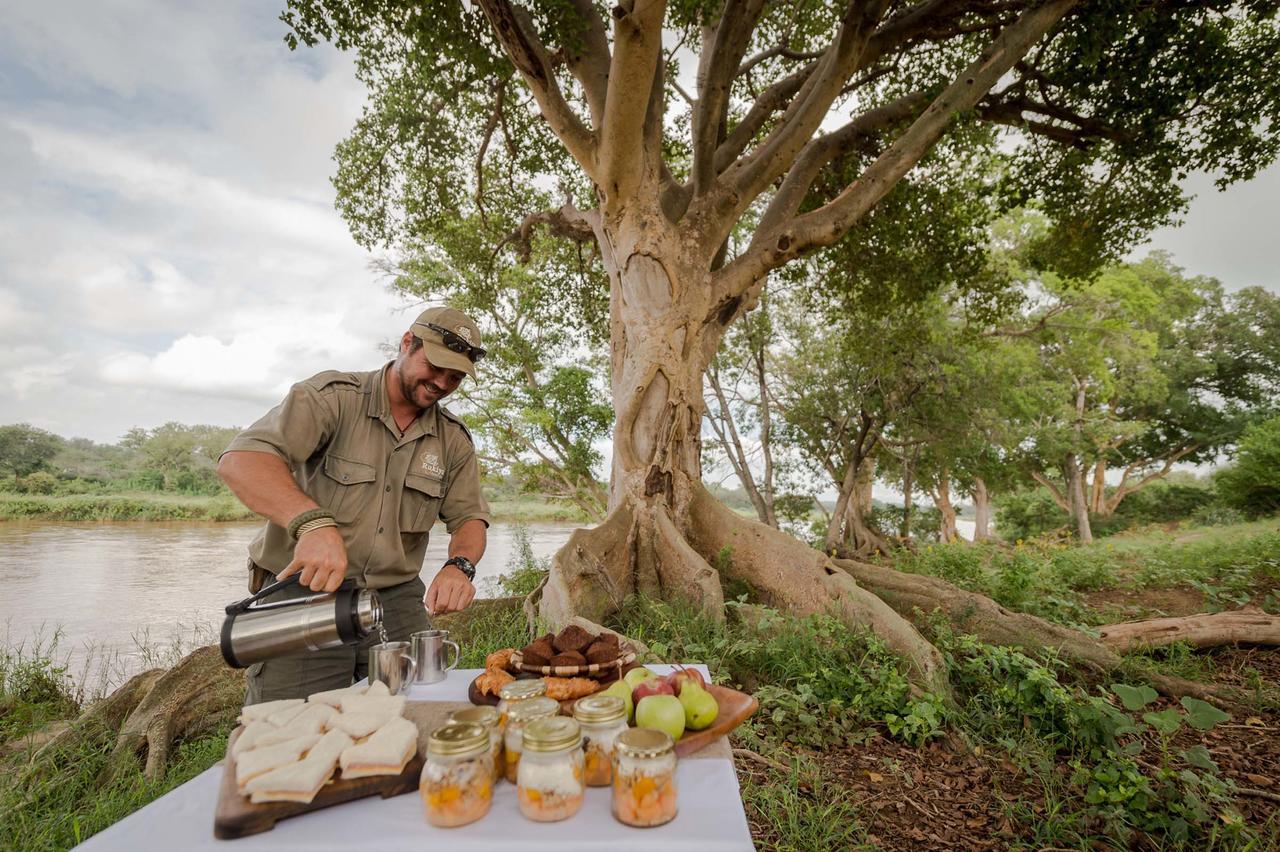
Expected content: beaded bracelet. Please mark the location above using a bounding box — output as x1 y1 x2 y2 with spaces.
287 508 335 540
295 517 338 539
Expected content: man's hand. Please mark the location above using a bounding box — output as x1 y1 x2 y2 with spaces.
278 526 348 592
425 565 475 615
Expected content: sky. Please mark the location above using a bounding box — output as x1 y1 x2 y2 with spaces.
1 2 1278 447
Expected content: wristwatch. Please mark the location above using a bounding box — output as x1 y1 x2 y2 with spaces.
443 556 476 582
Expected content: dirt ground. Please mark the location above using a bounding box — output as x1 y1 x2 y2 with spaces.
737 646 1280 851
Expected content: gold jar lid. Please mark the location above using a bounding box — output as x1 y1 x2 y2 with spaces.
522 717 581 753
449 706 500 729
506 695 559 723
615 727 675 758
499 679 548 701
573 694 627 724
428 722 489 757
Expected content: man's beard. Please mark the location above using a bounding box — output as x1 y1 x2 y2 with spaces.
399 369 444 409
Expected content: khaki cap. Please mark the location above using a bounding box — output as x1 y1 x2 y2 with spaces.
410 306 484 378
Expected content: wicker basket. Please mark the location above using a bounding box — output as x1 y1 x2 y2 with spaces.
508 648 637 679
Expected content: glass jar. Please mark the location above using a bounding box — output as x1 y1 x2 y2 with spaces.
497 678 548 727
572 694 628 787
516 716 585 822
448 706 503 784
502 695 559 783
420 723 493 828
612 728 678 828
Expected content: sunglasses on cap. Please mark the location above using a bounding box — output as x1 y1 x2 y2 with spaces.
424 322 486 363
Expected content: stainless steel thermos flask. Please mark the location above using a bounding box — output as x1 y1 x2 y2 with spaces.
220 574 383 668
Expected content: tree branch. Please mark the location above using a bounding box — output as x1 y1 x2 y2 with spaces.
716 0 1079 298
692 0 769 194
713 60 819 174
1031 471 1071 512
476 0 599 176
562 0 613 129
598 0 668 213
495 202 599 264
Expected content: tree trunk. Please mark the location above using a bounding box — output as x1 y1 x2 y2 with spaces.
971 477 994 541
1090 458 1108 516
843 457 892 557
931 468 960 543
1066 453 1094 543
1098 607 1280 652
900 456 914 540
824 461 858 553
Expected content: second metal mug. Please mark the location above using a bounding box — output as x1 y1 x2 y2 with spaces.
410 629 460 684
368 641 417 694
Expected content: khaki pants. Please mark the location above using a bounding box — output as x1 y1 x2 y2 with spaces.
242 575 430 705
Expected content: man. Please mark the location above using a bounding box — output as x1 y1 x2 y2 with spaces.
218 307 490 703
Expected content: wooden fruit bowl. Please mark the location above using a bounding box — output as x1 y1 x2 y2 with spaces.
466 677 758 757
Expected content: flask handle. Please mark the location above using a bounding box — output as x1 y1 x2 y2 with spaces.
224 573 302 615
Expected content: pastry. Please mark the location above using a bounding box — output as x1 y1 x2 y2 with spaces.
543 676 599 701
475 668 514 696
338 716 419 779
552 624 593 654
550 651 587 668
485 648 515 672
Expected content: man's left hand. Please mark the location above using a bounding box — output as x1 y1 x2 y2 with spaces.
425 564 475 615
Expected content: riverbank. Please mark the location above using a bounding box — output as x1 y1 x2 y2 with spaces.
0 492 593 524
4 519 1278 850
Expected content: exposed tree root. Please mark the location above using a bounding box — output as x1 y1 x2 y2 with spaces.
687 485 951 697
646 505 725 622
540 501 636 628
107 645 245 781
1097 607 1280 652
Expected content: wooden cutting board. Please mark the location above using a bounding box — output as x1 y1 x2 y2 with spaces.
212 726 423 840
467 677 758 758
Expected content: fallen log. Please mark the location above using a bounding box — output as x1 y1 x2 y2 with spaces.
1097 606 1280 653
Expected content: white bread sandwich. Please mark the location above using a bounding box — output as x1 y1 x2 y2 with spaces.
235 734 321 792
245 729 354 804
307 683 369 707
338 693 405 717
238 698 303 725
338 716 419 779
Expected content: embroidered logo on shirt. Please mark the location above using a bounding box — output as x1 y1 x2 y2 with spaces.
420 452 445 478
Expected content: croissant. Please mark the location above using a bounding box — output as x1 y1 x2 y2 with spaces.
485 648 515 672
543 676 599 701
475 668 515 696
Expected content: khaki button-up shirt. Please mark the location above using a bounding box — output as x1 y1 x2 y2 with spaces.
223 365 490 589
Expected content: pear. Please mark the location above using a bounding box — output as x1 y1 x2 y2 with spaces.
600 679 635 724
678 682 718 731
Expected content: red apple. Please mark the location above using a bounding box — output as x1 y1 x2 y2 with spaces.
668 666 706 696
632 677 674 706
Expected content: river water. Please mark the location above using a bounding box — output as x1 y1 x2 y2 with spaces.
0 520 575 692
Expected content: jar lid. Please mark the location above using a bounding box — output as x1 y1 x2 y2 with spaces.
573 694 627 724
506 695 559 723
521 716 581 753
428 722 489 757
615 727 675 758
449 706 500 729
499 679 547 701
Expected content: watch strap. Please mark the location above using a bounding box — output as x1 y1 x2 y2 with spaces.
444 556 476 582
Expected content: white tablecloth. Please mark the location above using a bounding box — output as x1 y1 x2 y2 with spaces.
76 664 755 851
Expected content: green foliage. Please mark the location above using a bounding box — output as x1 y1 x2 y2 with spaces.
1215 415 1280 518
996 479 1220 541
0 423 63 476
485 523 551 598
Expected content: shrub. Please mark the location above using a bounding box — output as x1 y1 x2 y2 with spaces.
1215 416 1280 518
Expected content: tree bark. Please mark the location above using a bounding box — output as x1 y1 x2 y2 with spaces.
844 456 893 557
971 477 994 541
930 468 960 543
900 455 914 540
1066 453 1094 543
1097 607 1280 652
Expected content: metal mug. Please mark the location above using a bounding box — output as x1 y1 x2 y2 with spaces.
410 629 460 685
368 641 418 694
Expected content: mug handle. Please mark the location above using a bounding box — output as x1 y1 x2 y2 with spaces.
444 640 460 672
400 653 418 693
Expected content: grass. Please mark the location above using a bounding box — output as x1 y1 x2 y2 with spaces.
0 492 592 524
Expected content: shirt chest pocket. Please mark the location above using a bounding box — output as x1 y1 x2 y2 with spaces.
319 453 378 524
400 472 444 533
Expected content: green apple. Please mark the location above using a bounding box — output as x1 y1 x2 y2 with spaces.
679 683 718 731
623 666 657 689
635 694 685 741
600 679 635 724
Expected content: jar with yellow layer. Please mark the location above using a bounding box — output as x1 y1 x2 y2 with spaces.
516 716 585 822
497 678 548 728
572 694 628 787
448 706 503 784
502 696 559 784
612 728 678 828
420 723 493 828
